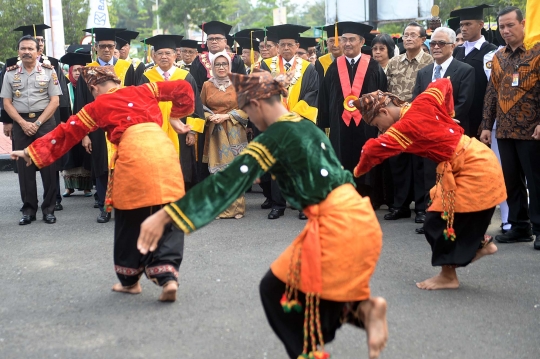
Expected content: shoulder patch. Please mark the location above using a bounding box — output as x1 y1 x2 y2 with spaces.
41 63 54 70
6 65 19 72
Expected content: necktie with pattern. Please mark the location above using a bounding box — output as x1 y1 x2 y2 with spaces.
350 58 355 66
163 71 170 81
434 65 442 80
284 62 291 72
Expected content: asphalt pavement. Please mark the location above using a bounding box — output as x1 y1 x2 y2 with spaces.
0 171 538 359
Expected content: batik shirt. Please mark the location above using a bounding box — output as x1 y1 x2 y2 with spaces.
386 50 433 102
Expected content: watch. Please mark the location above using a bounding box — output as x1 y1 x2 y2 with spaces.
35 120 42 127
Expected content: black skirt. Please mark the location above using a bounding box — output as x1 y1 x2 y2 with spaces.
424 207 496 267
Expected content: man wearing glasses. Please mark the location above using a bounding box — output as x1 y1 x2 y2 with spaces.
139 35 205 191
259 24 319 220
314 25 344 89
73 27 141 224
384 22 433 225
177 39 199 71
254 30 279 60
412 26 475 235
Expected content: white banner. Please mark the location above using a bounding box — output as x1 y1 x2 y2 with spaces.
326 0 434 24
42 0 66 58
86 0 111 29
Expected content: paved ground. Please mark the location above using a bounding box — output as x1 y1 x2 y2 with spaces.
0 171 538 359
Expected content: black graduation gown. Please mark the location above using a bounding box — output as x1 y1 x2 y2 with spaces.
453 42 497 137
318 57 387 188
139 70 205 186
74 59 138 178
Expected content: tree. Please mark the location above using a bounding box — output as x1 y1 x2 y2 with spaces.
0 0 42 59
62 0 90 46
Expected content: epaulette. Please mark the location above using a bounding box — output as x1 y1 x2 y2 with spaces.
41 63 54 70
6 65 19 72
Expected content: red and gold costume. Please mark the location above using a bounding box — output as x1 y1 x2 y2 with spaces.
356 79 506 266
26 77 195 288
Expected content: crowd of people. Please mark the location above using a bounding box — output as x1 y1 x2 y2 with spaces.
1 3 539 359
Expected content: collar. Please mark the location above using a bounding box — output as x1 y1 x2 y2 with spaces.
97 57 114 66
464 36 486 54
345 53 361 64
504 43 526 54
400 49 424 63
156 66 177 77
434 56 453 73
282 55 296 65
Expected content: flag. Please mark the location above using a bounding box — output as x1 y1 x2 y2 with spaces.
525 0 540 49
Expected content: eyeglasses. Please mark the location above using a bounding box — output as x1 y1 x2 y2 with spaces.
207 37 226 43
98 44 115 50
296 51 307 56
279 42 297 48
429 41 453 48
180 49 197 54
340 36 360 44
402 34 422 40
155 51 175 57
36 38 45 43
214 62 229 68
259 44 275 50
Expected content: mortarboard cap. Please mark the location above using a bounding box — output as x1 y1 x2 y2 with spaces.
116 30 139 49
447 17 461 31
199 21 232 36
449 4 493 21
235 37 260 50
83 27 126 42
197 42 206 53
60 52 92 66
13 24 50 37
179 39 198 49
226 34 235 48
234 28 263 39
335 22 373 37
298 37 318 50
66 44 93 54
266 24 310 41
143 34 184 51
253 30 279 44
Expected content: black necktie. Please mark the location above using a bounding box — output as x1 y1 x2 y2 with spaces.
350 59 355 66
284 62 291 72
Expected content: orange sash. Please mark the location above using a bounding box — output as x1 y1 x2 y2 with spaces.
337 55 370 126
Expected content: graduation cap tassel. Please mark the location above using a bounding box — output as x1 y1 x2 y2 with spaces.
33 24 36 38
264 27 268 47
91 28 96 63
334 22 339 47
201 22 206 49
250 30 255 72
143 39 147 65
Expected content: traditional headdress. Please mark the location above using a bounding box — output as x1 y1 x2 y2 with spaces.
353 91 406 125
229 68 294 108
80 66 121 87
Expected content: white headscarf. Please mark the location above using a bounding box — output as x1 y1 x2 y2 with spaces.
209 51 232 91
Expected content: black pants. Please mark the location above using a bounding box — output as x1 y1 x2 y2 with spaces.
114 205 184 287
270 178 287 211
259 270 364 358
389 153 425 212
13 118 57 216
498 139 540 235
95 173 108 210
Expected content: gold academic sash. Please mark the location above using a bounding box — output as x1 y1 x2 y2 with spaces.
318 54 334 76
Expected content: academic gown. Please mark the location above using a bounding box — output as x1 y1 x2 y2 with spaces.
74 58 138 178
139 70 205 185
318 57 387 189
453 42 497 137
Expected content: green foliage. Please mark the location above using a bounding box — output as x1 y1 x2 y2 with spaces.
434 0 528 24
62 0 90 46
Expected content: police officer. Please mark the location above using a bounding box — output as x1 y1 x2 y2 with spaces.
0 35 62 225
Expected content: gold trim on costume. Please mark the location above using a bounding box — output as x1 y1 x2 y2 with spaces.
164 206 191 234
27 146 43 169
424 88 444 105
169 203 195 231
386 128 413 149
242 149 271 172
246 142 276 166
77 108 96 129
146 82 159 98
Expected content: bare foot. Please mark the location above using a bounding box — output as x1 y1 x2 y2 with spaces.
112 282 142 294
472 242 498 262
416 266 459 290
358 297 388 359
159 281 178 302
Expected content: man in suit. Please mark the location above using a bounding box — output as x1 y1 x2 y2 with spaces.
450 4 497 137
412 26 475 234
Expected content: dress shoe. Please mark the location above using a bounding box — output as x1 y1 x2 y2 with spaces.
268 208 284 219
495 228 533 243
298 211 307 220
534 235 540 250
43 214 56 224
261 198 272 209
415 211 426 223
384 208 411 220
94 200 100 209
500 223 510 234
55 202 63 211
415 227 425 234
19 215 36 225
97 211 111 223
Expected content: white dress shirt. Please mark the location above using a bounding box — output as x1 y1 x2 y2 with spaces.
463 36 486 56
156 65 177 79
432 56 453 81
345 53 362 66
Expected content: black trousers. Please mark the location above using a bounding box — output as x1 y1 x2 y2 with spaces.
270 178 287 211
259 270 364 358
423 158 438 205
95 173 108 210
389 153 425 212
114 205 184 287
12 118 57 216
498 139 540 235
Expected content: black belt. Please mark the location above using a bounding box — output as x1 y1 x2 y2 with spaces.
19 111 44 119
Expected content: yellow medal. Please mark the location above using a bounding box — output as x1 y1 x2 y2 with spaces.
343 94 359 112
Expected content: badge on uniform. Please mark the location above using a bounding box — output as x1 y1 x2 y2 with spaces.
52 72 58 85
15 90 21 98
36 75 49 82
485 61 492 70
14 74 21 81
512 72 519 87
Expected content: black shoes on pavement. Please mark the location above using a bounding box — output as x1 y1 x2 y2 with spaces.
19 215 36 225
43 214 56 224
299 211 307 220
261 198 272 209
495 228 533 243
415 211 426 223
268 209 284 219
55 202 63 211
534 235 540 250
384 208 411 220
97 211 111 223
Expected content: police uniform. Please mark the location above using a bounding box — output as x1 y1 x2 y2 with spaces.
0 62 62 222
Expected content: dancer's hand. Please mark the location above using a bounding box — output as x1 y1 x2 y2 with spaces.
479 130 491 145
137 209 172 255
82 136 92 154
186 133 195 146
10 149 32 166
170 118 192 134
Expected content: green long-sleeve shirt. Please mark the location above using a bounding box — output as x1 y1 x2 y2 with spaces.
165 112 354 233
